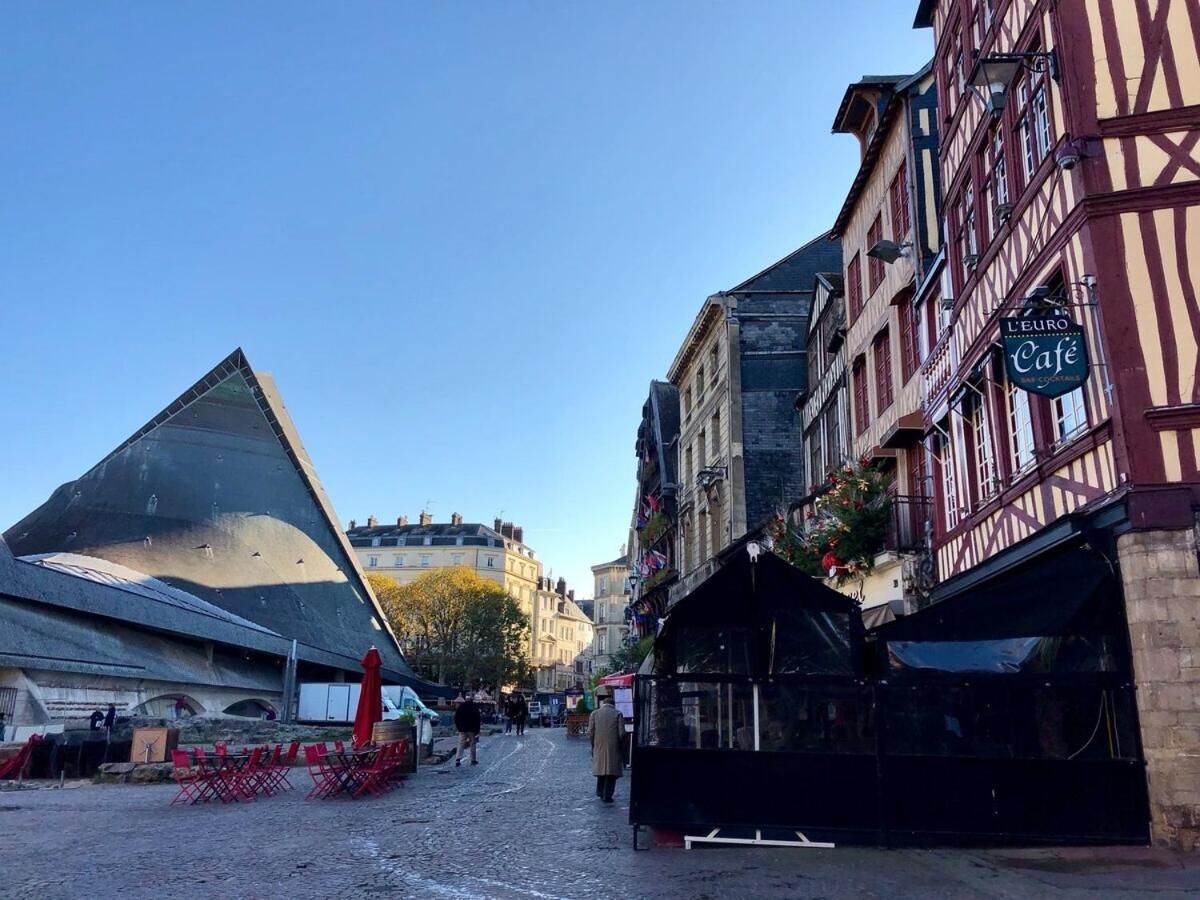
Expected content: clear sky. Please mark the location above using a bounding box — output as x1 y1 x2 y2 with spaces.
0 2 932 597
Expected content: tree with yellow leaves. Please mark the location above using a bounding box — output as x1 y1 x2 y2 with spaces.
367 568 530 690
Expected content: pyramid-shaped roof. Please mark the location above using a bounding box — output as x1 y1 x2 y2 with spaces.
4 348 415 680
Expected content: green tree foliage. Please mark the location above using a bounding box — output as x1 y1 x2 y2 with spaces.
592 635 655 683
367 568 530 690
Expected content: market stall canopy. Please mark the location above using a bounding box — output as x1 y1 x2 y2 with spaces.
597 672 635 689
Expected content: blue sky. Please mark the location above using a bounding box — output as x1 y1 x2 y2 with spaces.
0 2 932 595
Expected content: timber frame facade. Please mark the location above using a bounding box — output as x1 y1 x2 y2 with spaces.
914 0 1200 846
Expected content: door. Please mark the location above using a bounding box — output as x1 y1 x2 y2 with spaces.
326 684 351 721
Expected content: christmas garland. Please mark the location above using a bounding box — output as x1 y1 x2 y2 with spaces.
768 457 894 585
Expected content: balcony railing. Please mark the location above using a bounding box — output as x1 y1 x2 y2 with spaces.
922 326 958 410
884 494 933 553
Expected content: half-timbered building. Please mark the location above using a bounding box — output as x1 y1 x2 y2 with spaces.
913 0 1200 845
821 66 943 612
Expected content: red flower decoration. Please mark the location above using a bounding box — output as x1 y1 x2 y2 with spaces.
821 551 842 572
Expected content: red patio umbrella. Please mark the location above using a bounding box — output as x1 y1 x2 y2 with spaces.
352 646 383 748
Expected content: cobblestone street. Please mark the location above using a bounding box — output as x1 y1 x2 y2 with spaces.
2 729 1199 899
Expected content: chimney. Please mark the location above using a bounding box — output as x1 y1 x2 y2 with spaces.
494 518 503 531
349 519 357 530
367 515 378 528
513 526 524 543
451 512 463 526
501 522 514 539
568 589 575 603
397 515 408 526
419 511 433 526
556 576 567 597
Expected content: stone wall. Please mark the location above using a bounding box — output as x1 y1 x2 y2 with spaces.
1118 528 1200 849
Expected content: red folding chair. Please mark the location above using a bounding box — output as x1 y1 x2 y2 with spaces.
258 744 283 795
334 739 345 753
353 743 395 799
274 741 300 792
169 749 205 805
304 744 341 799
225 747 265 801
214 741 229 756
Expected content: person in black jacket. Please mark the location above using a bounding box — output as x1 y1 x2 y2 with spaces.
454 695 482 767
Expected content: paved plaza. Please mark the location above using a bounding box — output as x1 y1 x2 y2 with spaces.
2 729 1199 899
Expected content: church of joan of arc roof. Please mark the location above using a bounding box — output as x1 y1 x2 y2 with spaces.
4 348 415 681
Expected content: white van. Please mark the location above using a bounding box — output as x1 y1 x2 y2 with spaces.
298 682 440 727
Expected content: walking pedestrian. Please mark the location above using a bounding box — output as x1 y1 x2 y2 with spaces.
587 686 624 803
103 704 116 731
454 692 481 767
504 695 516 734
513 692 528 737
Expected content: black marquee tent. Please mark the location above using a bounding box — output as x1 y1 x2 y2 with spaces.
630 540 1150 846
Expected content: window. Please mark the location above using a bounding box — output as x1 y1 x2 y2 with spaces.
598 575 609 596
899 293 920 382
873 329 894 412
1053 387 1088 444
867 214 884 294
852 357 870 435
935 429 959 531
847 254 863 321
889 165 911 242
968 392 998 504
985 125 1010 227
1006 380 1036 474
709 345 719 386
393 554 404 567
1014 49 1052 182
710 410 721 462
808 428 824 492
824 405 841 470
907 444 928 499
485 555 496 568
958 182 978 277
696 364 706 400
598 633 607 654
685 445 694 488
451 553 463 566
420 554 431 567
698 429 707 470
683 387 693 417
367 555 378 568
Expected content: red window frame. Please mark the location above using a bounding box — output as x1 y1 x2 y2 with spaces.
847 253 863 321
867 215 884 294
890 165 910 242
852 357 870 436
898 292 919 382
873 328 894 412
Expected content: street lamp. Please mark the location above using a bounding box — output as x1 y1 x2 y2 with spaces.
866 239 913 264
968 50 1059 114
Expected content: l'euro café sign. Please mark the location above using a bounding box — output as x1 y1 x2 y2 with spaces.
1000 313 1090 398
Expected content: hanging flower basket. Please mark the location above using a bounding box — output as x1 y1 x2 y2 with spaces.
768 457 893 585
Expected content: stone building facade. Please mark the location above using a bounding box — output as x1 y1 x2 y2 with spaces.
589 555 631 672
666 235 843 602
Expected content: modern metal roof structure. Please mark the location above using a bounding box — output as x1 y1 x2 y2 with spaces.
3 348 428 688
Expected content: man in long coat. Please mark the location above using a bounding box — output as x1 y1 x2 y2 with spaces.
587 686 624 803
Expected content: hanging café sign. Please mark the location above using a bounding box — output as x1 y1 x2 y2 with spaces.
1000 313 1090 398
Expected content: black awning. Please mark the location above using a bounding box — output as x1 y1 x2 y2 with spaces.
874 542 1118 643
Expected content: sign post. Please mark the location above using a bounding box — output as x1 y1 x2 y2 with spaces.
1000 313 1090 398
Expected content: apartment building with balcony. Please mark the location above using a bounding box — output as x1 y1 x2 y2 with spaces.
816 65 942 612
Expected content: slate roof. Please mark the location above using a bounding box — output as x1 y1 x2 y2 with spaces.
346 522 508 547
3 348 422 685
591 555 629 572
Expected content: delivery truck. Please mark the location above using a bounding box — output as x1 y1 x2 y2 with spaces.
298 683 439 731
